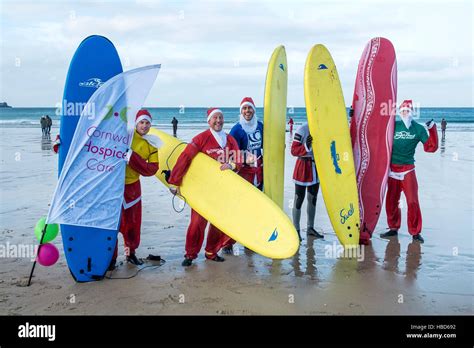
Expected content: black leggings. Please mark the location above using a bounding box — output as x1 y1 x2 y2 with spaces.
294 183 319 209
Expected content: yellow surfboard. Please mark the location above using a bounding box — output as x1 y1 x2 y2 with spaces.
304 44 360 247
149 128 299 259
263 45 288 209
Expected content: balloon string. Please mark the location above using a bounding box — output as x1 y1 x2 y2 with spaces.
27 223 48 286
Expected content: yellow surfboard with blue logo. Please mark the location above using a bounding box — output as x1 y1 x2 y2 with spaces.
149 128 299 259
304 44 360 247
263 45 288 209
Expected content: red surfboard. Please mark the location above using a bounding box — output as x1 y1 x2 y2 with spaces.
350 37 397 242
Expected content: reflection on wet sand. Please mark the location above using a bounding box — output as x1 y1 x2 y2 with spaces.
290 236 318 279
382 238 401 273
41 134 52 151
244 246 255 269
291 245 304 277
380 237 422 281
405 242 422 281
440 138 446 155
356 243 378 274
305 236 317 279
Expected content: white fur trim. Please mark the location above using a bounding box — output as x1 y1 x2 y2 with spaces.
239 113 258 133
142 133 163 148
136 115 152 125
210 128 227 148
207 109 223 122
388 168 415 181
240 101 256 113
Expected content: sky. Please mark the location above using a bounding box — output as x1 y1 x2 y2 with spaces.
0 0 472 107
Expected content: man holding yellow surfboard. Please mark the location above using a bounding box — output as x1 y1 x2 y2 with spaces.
221 97 264 254
168 108 242 266
230 97 264 189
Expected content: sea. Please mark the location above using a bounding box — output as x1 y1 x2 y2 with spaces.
0 107 473 131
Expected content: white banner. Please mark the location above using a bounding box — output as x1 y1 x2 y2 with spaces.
47 65 161 230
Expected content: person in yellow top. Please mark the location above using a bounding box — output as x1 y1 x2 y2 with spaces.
110 109 159 269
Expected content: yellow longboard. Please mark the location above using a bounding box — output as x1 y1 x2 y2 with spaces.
263 45 288 209
304 44 360 247
149 129 299 259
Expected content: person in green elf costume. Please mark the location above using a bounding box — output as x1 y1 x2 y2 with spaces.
381 99 438 244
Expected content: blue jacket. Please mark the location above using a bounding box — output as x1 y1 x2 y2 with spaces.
229 121 264 158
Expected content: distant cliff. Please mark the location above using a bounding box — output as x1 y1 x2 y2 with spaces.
0 102 12 108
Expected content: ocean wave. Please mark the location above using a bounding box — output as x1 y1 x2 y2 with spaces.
1 120 473 132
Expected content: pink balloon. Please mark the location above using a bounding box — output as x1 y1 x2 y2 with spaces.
37 243 59 267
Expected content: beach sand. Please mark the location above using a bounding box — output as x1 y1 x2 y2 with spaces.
0 125 472 315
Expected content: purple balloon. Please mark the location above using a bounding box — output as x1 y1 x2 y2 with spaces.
37 243 59 267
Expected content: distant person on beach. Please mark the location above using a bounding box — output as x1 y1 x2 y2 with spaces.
166 108 242 267
224 97 264 254
45 115 52 135
441 118 447 140
288 117 294 134
40 116 47 136
171 117 178 137
290 122 324 242
109 109 160 269
381 100 438 244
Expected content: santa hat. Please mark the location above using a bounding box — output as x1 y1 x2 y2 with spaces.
399 100 413 113
136 109 152 125
240 97 256 114
207 107 223 122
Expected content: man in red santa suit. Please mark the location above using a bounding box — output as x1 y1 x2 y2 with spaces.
53 109 160 270
167 108 242 267
381 100 438 243
110 109 160 269
291 123 324 242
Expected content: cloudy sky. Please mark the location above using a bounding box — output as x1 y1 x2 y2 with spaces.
0 0 472 107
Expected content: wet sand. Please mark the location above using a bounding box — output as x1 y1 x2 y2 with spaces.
0 125 472 315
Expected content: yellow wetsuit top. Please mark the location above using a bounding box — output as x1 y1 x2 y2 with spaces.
125 131 159 184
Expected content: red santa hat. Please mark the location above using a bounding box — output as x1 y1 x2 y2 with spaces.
240 97 256 114
399 100 413 113
207 107 223 122
136 109 152 125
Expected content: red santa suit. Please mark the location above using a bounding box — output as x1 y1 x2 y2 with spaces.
288 118 294 134
291 123 318 186
168 108 242 260
114 109 159 259
386 100 438 236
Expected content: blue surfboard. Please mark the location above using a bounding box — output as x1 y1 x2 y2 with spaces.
59 35 123 282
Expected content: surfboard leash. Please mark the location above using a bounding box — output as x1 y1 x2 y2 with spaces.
105 259 166 280
163 141 188 213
